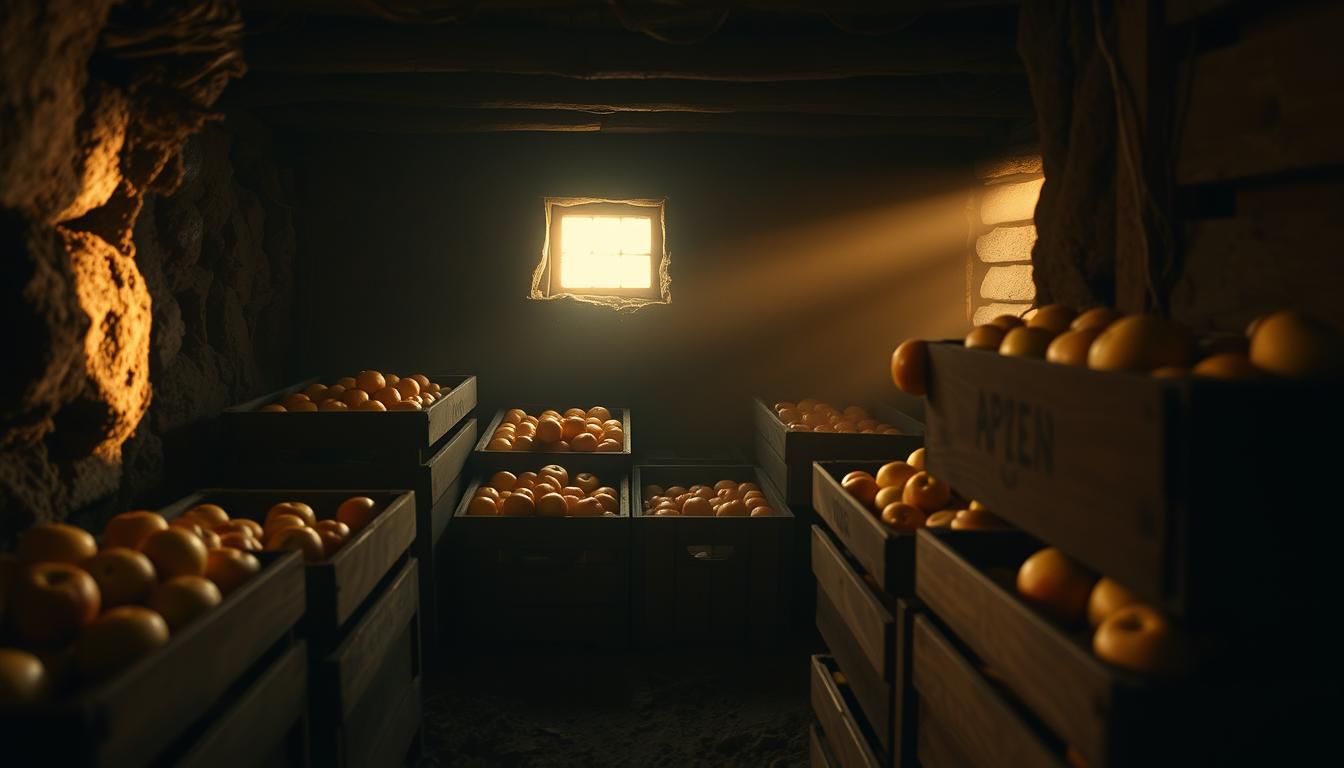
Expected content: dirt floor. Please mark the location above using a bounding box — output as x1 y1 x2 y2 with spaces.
419 647 812 767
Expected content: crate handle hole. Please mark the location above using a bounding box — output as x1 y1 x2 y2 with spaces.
686 545 736 561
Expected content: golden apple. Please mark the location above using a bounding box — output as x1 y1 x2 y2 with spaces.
82 548 156 608
891 339 929 396
1248 310 1344 378
880 502 927 533
1092 604 1188 677
1087 315 1192 372
951 508 1008 530
1026 304 1078 334
0 647 48 707
16 523 97 566
989 314 1025 331
964 325 1006 351
1071 306 1123 332
1087 577 1140 629
74 606 169 681
1192 353 1264 379
1045 327 1104 367
103 511 168 551
1016 547 1096 626
907 447 925 471
998 327 1054 359
148 576 221 632
902 472 951 512
10 562 100 647
925 510 956 528
875 461 918 490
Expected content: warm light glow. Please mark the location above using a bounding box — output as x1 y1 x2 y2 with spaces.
558 214 653 289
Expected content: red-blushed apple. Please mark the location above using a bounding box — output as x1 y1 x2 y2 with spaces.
964 325 1006 351
1192 352 1264 379
1016 547 1097 626
1046 327 1104 366
1088 315 1193 372
999 327 1055 358
1092 604 1189 677
880 502 927 532
1248 310 1344 378
891 339 929 396
1070 306 1123 332
1026 304 1078 334
990 314 1025 331
11 562 101 647
902 472 951 511
1087 577 1141 628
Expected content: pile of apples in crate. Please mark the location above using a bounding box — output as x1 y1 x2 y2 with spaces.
262 370 447 412
642 480 776 517
842 448 1005 533
892 307 1343 390
0 497 376 707
770 399 905 434
485 407 624 453
467 466 619 517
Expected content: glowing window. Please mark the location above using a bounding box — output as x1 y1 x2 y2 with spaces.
533 198 668 305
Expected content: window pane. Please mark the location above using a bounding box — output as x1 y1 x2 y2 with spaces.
558 213 653 289
616 254 652 288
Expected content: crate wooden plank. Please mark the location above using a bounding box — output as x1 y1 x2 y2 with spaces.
812 525 894 680
816 587 891 759
225 374 476 462
632 464 793 647
418 470 464 664
1177 3 1344 185
754 398 923 506
2 546 305 767
810 723 839 768
915 531 1180 768
473 405 633 473
912 615 1065 768
916 707 972 768
924 343 1170 608
175 641 309 768
343 626 420 768
812 460 915 596
321 557 420 718
160 489 417 634
810 655 882 768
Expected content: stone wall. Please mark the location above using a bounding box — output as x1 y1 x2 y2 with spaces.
968 153 1043 324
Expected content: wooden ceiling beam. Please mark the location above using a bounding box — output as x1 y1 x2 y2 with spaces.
230 72 1032 117
244 23 1021 79
240 1 1016 19
255 103 1002 136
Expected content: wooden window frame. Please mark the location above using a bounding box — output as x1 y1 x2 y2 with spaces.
538 197 667 302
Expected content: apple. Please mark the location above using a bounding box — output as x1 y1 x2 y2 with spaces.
184 503 229 528
267 502 316 528
1016 547 1097 626
902 472 951 511
998 327 1055 359
11 563 101 647
16 523 97 566
925 510 956 528
841 473 879 507
1192 352 1264 379
74 606 169 682
83 548 157 608
989 314 1025 331
148 576 221 632
1092 604 1188 677
0 647 48 707
873 486 904 510
1026 304 1078 334
907 447 925 471
891 339 929 396
204 548 261 596
103 511 168 551
1087 577 1141 629
880 502 927 532
964 325 1006 351
1071 307 1123 332
268 526 325 562
1248 310 1344 378
951 508 1008 530
1045 327 1104 367
337 496 377 532
875 461 918 492
140 528 208 579
1087 315 1192 372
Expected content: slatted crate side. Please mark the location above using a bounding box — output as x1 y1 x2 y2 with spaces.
809 723 839 768
914 531 1189 768
911 615 1067 768
160 489 417 636
810 655 883 768
916 703 973 768
3 547 306 767
811 460 915 597
631 465 793 646
811 526 896 682
472 405 633 473
224 374 477 463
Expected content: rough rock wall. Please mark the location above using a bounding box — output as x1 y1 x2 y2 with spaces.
0 0 245 535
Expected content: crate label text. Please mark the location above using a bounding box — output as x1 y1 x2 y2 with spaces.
975 390 1054 486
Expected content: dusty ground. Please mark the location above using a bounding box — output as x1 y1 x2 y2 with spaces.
419 648 811 767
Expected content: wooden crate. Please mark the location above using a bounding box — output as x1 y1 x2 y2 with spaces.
158 489 417 641
923 341 1343 622
915 706 972 768
752 398 923 506
224 374 477 463
911 614 1067 768
809 723 838 768
311 557 423 768
631 464 793 647
472 405 633 474
448 473 632 649
812 526 916 767
175 640 310 768
812 460 916 597
809 654 882 768
2 549 304 767
915 530 1190 768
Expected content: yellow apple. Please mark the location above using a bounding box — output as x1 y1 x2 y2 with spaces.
1248 310 1344 378
1087 315 1192 372
1016 547 1096 626
999 327 1054 359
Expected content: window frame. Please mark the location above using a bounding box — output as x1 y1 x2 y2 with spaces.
538 197 668 302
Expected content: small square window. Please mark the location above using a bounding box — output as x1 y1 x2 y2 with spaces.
531 198 669 307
